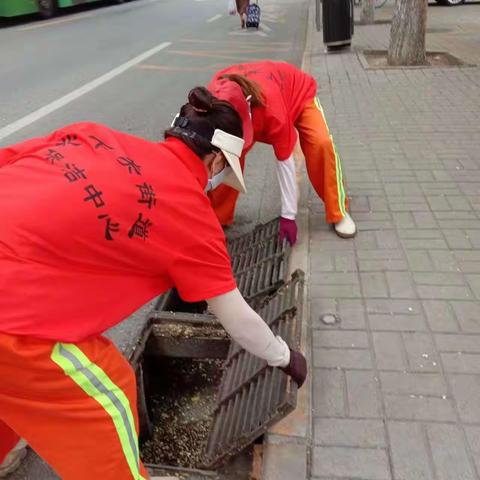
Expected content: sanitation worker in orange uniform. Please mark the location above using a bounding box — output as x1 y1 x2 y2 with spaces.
208 60 356 245
0 87 307 480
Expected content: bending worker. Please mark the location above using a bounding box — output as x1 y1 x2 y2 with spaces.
0 87 307 480
208 60 356 245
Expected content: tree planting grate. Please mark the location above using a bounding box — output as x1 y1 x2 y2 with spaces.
202 270 304 469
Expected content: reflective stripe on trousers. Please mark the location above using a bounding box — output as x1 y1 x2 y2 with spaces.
313 96 347 217
51 343 146 480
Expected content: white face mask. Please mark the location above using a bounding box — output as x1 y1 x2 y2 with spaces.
205 166 231 192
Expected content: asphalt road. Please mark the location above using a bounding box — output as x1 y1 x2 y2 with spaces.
0 0 309 233
1 1 310 478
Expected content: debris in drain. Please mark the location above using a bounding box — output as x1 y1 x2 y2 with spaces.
146 447 254 480
154 323 228 340
142 358 224 469
153 476 183 480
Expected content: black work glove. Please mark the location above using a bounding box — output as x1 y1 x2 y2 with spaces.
280 349 307 388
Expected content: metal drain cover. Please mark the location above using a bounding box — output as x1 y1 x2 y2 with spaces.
155 217 291 312
228 217 291 303
202 270 304 469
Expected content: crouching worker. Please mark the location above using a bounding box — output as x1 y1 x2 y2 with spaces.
0 87 307 480
208 60 356 245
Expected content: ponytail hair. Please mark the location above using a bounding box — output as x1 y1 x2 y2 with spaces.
165 86 243 158
219 73 265 108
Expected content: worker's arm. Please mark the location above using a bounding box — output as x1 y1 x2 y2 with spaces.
275 153 298 245
207 288 307 386
207 288 289 366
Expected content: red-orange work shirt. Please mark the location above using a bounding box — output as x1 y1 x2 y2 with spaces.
0 123 236 341
210 61 317 160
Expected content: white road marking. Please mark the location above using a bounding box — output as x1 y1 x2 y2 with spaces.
207 14 222 23
0 42 171 143
262 23 272 32
229 29 268 37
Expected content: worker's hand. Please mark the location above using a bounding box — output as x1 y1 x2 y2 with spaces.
280 349 307 388
279 217 297 246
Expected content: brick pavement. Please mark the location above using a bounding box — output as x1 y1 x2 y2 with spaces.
307 3 480 479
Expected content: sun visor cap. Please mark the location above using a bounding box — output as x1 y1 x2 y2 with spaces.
209 79 254 150
211 129 247 193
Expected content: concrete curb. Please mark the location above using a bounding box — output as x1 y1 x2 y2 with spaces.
261 1 316 478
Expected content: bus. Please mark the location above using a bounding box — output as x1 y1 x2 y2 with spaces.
0 0 124 19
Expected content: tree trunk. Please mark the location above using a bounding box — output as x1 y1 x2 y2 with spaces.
360 0 375 25
387 0 428 66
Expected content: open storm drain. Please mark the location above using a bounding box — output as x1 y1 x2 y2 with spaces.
134 271 304 477
8 218 300 479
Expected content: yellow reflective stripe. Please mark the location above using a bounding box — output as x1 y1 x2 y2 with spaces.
64 344 139 453
332 140 347 216
51 343 143 479
314 97 347 217
314 96 325 120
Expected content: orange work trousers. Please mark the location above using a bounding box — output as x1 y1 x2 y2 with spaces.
0 332 149 480
209 97 348 226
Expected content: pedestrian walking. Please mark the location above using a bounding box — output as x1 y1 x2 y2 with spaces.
208 60 356 245
235 0 249 28
0 86 306 480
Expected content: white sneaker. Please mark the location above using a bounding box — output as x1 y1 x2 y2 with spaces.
334 212 356 238
0 447 27 478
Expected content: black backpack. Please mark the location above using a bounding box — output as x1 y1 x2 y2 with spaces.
246 1 260 29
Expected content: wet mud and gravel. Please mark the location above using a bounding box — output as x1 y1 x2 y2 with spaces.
141 357 223 468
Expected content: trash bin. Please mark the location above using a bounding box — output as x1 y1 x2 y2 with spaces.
322 0 354 50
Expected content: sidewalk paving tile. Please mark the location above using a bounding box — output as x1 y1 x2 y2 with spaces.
448 374 480 423
427 424 477 480
345 370 382 418
312 446 391 479
262 443 308 480
465 426 480 475
388 422 434 480
314 418 387 448
372 332 408 370
313 369 346 417
304 2 480 479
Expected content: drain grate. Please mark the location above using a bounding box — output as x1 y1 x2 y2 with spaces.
202 270 304 469
155 217 291 312
228 217 291 303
